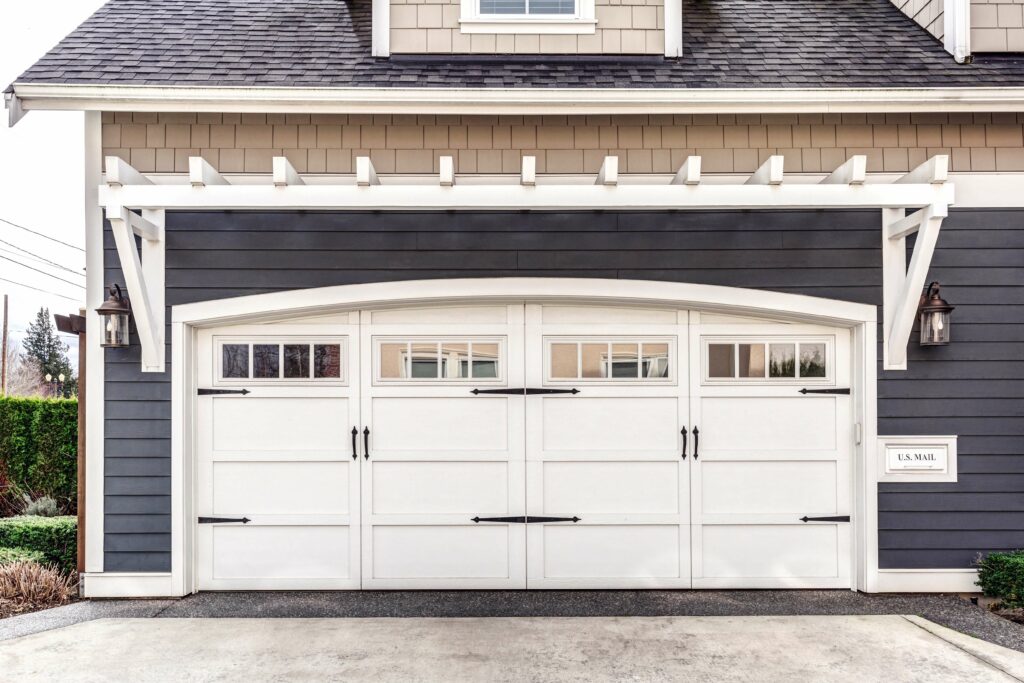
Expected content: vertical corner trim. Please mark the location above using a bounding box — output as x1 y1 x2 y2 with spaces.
943 0 970 63
663 0 683 58
372 0 391 57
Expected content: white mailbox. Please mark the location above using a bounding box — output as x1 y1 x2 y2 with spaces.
878 435 957 483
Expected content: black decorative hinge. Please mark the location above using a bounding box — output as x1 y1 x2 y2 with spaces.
198 388 251 396
471 388 580 395
471 515 581 523
799 388 850 395
198 516 251 524
799 515 851 523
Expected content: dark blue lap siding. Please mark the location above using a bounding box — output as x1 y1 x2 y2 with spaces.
103 209 1024 573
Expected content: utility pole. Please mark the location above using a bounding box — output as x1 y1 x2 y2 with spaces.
1 293 8 396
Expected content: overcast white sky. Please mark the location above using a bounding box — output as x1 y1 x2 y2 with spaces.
1 1 107 365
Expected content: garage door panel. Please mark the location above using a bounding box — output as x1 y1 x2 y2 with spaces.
700 397 836 452
371 462 509 514
701 461 837 515
213 461 351 515
371 397 509 452
542 461 680 514
541 397 679 452
212 397 350 453
700 525 839 579
541 525 681 579
212 525 351 580
371 525 512 579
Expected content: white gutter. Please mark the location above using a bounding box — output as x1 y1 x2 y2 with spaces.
9 83 1024 123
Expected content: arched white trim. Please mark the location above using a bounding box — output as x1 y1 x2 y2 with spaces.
172 278 876 327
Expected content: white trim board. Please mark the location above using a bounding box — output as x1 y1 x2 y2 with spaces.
876 569 979 593
10 83 1024 121
81 572 180 598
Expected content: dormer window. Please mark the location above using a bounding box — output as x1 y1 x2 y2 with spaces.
459 0 596 33
479 0 574 15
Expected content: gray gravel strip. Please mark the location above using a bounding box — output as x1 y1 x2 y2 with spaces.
3 590 1022 654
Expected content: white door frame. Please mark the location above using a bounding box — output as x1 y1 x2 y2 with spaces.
159 278 878 597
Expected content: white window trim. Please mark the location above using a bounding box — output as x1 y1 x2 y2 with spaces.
459 0 596 34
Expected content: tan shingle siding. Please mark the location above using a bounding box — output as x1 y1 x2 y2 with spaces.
102 112 1024 174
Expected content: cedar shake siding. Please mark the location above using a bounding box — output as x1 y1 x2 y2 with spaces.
100 112 1024 176
103 209 1024 572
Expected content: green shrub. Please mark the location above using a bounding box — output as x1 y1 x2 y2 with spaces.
23 496 59 517
0 516 76 575
976 550 1024 608
0 547 47 565
0 397 77 515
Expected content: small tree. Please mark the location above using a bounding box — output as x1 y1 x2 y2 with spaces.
4 343 45 398
21 308 76 398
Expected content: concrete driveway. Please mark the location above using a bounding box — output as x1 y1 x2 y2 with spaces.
1 615 1023 682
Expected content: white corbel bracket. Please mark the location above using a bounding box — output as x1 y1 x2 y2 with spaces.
882 158 952 370
104 201 165 373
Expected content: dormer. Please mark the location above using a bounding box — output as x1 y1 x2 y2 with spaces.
372 0 683 57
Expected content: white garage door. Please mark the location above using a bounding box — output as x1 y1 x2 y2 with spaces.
195 320 361 590
194 305 852 590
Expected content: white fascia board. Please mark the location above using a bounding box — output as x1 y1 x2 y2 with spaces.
99 182 955 212
12 83 1024 116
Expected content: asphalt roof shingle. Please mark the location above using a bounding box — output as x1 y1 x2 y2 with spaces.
13 0 1024 89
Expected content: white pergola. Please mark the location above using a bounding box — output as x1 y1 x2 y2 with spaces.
99 153 953 373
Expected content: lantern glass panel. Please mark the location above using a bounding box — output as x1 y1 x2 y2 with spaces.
920 310 951 346
102 312 130 347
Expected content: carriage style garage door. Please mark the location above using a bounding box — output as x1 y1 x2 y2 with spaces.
195 304 852 590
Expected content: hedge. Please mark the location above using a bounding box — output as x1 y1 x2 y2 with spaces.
977 550 1024 608
0 516 77 575
0 547 47 565
0 397 77 515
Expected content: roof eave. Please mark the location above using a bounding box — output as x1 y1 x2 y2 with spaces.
9 82 1024 124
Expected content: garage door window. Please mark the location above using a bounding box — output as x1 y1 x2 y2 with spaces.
218 340 345 382
376 339 504 382
547 339 673 381
704 338 830 383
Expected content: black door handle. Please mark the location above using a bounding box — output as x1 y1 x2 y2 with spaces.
471 388 580 395
681 427 688 459
800 515 851 523
692 426 699 460
351 427 358 460
363 427 370 460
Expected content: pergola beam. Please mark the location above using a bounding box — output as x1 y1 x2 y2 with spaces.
596 156 618 186
671 156 702 185
439 156 455 187
190 157 229 187
897 155 949 184
745 155 784 185
272 157 304 187
105 156 152 187
821 155 867 185
356 156 380 186
521 156 536 186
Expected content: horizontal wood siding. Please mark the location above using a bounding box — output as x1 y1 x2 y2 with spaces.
104 208 1023 572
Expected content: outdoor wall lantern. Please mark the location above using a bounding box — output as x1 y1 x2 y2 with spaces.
96 284 131 348
919 282 954 346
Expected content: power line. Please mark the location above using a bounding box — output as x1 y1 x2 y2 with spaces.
0 216 85 253
0 254 86 289
0 242 85 277
0 276 81 302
